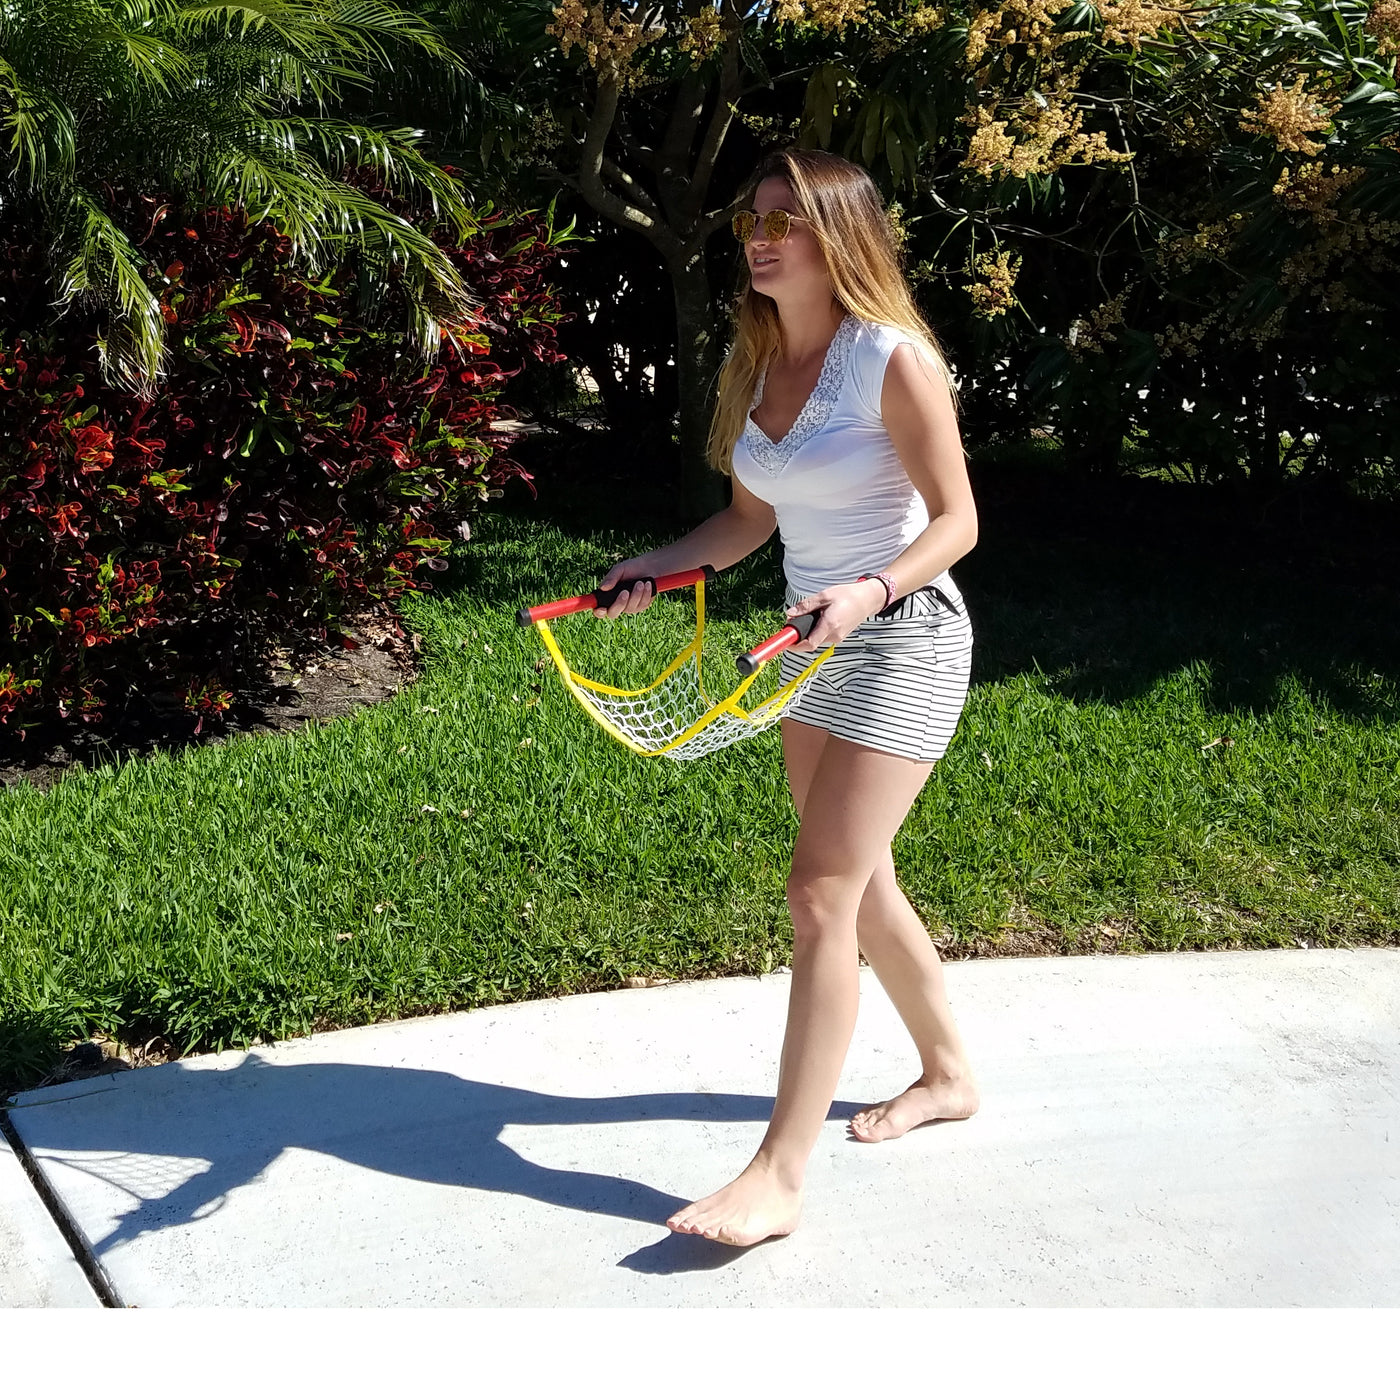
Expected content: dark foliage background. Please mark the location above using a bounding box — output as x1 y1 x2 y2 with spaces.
463 2 1400 503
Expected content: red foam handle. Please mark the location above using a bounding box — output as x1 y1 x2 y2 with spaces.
735 610 821 677
517 565 717 626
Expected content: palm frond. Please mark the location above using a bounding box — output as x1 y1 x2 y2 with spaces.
0 57 78 187
263 116 479 236
2 0 479 390
56 189 167 390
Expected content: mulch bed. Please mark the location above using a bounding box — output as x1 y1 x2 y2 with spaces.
0 601 423 795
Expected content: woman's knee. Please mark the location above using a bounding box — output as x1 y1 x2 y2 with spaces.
785 863 860 933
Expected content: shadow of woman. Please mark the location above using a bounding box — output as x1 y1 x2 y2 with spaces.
12 1054 867 1275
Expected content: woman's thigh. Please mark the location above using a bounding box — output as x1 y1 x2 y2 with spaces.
780 716 831 819
788 734 935 897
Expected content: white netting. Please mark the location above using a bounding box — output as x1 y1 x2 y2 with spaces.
533 582 831 761
562 650 826 761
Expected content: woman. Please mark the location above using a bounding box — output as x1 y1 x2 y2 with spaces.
594 149 980 1247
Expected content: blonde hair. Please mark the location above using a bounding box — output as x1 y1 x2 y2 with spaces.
707 148 957 478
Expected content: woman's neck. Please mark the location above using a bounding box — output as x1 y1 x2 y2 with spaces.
774 295 846 366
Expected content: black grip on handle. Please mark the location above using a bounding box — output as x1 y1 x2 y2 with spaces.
787 610 819 641
592 576 654 610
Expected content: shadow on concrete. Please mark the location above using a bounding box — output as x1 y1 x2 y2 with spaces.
14 1055 866 1274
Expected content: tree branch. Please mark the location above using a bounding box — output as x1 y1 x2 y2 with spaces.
739 65 816 100
684 33 744 226
573 76 684 259
657 67 708 219
615 107 657 173
602 155 662 219
696 181 758 243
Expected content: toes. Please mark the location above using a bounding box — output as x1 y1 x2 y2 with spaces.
845 1114 890 1136
850 1108 889 1140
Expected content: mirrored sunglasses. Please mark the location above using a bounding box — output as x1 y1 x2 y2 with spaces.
732 208 807 243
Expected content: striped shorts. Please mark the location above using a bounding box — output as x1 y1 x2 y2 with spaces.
777 577 974 763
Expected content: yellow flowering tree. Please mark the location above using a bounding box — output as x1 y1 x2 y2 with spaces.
437 1 888 517
1007 0 1400 488
442 0 1153 513
424 2 1399 500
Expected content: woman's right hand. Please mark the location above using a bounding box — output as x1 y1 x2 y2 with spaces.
593 556 657 621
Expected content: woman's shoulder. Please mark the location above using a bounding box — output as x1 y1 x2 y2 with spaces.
851 316 935 359
847 317 938 415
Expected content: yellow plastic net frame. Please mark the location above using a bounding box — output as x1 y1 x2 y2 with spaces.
533 580 834 761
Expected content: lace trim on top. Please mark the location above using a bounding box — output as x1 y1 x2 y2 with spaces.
743 313 857 476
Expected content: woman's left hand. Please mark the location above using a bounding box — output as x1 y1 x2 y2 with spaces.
786 579 888 652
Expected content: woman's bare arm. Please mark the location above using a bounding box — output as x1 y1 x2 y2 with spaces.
875 342 979 595
594 472 777 619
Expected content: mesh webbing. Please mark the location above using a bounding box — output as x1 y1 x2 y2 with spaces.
533 580 832 760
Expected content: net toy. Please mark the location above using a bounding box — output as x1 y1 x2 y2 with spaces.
517 566 834 761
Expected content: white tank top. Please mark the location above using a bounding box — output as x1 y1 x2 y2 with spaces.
731 313 953 598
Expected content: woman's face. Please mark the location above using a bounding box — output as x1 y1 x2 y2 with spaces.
746 176 829 302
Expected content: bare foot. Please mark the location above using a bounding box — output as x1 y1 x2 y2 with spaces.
849 1072 980 1143
666 1164 803 1247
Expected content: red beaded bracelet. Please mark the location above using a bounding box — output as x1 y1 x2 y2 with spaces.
858 571 898 611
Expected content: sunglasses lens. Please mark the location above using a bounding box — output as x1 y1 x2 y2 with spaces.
764 210 792 240
732 211 756 243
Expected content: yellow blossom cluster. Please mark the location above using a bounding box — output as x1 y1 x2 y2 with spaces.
1271 162 1364 222
967 248 1021 316
1278 208 1400 293
1240 306 1287 349
770 0 870 28
958 5 1134 179
965 1 1085 71
1165 112 1217 152
906 3 947 31
807 0 870 26
546 1 663 84
885 200 912 255
1066 288 1130 357
906 256 941 288
1239 75 1340 156
678 5 725 61
1315 282 1374 316
1222 307 1305 350
964 107 1016 173
739 111 802 142
516 109 564 164
1153 309 1220 360
1157 212 1245 271
1366 0 1400 56
1095 1 1185 50
962 91 1128 178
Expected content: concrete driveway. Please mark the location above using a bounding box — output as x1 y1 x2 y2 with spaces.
4 948 1397 1306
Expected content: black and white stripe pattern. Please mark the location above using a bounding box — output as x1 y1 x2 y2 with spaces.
777 578 974 762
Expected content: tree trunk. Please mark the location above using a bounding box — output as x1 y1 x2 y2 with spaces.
670 252 728 523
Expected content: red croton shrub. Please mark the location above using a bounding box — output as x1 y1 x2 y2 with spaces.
0 175 567 734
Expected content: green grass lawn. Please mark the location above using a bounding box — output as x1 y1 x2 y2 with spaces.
2 459 1397 1093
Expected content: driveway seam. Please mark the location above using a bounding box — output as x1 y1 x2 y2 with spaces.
0 1109 124 1308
